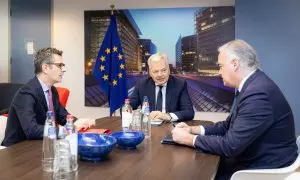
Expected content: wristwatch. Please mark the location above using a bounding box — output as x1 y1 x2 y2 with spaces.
165 113 172 122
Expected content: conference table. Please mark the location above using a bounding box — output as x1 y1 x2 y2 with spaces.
0 116 220 180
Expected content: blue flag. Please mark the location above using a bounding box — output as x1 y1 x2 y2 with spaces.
92 15 128 116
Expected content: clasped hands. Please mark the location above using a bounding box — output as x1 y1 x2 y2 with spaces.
171 122 196 147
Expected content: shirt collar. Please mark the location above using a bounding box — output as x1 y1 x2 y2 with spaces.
238 70 256 92
37 76 50 92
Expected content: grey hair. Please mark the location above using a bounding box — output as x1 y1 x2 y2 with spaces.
218 39 259 70
147 52 169 69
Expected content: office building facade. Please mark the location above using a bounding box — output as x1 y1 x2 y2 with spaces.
138 39 157 73
181 35 197 72
195 7 235 75
84 10 142 75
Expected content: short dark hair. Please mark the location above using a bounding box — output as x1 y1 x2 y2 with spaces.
34 47 63 74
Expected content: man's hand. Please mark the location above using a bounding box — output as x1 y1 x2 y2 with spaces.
175 122 201 135
171 127 195 147
150 111 171 122
74 118 95 131
175 122 192 133
149 111 161 120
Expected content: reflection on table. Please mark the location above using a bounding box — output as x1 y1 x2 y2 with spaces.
0 116 219 180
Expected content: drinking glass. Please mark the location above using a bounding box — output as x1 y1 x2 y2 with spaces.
53 139 72 180
131 109 142 132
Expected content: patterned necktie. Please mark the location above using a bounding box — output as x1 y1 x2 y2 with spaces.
47 88 54 112
230 90 239 113
47 88 57 125
156 85 163 111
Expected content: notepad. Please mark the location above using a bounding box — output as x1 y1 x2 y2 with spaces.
151 120 164 126
160 132 177 145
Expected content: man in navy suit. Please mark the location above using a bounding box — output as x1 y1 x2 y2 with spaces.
2 48 95 146
130 52 194 122
171 40 298 179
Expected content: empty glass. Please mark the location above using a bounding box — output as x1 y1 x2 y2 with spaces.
65 133 78 171
53 139 72 180
131 109 142 132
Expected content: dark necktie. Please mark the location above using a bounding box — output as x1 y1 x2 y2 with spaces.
156 86 163 111
230 90 240 113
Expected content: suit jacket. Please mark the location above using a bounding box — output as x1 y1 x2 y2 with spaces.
195 70 297 169
130 75 194 121
2 77 69 146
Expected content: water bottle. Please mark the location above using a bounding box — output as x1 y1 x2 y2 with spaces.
42 111 57 172
64 115 78 171
64 115 75 135
121 99 133 131
141 96 151 138
57 126 65 139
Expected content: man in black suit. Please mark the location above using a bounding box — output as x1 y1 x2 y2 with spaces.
2 48 95 146
171 40 298 179
130 52 194 121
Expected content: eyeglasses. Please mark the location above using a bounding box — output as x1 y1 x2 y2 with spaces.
47 63 65 69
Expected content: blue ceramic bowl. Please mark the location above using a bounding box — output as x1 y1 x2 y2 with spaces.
111 131 145 150
78 133 117 161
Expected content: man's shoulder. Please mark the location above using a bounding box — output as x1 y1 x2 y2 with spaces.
244 70 277 93
17 77 39 95
169 75 186 86
137 76 153 85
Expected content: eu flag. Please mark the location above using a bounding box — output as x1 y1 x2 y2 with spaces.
92 15 128 116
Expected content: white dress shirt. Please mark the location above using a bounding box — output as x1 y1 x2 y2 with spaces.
155 83 178 121
37 77 51 109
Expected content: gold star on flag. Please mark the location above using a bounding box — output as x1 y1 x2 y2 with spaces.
100 65 105 71
118 73 123 78
118 54 123 60
100 56 105 62
102 74 108 81
120 63 125 69
112 79 117 86
113 46 118 52
105 48 111 54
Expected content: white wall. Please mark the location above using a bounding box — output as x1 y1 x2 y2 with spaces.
52 0 233 121
0 0 10 82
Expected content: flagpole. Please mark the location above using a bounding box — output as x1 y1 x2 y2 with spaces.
111 4 115 117
110 4 115 15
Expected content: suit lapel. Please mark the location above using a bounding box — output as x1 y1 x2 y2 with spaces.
148 79 156 112
235 70 260 110
34 77 48 111
165 76 174 112
230 70 261 125
239 70 261 95
51 86 58 112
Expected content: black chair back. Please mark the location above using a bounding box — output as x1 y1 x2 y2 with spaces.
0 83 23 114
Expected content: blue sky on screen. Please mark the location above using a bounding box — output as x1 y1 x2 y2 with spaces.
130 7 204 65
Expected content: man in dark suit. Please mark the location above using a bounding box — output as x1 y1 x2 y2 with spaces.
171 40 298 179
2 48 95 146
130 52 194 121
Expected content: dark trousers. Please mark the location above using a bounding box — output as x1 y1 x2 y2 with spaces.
215 158 247 180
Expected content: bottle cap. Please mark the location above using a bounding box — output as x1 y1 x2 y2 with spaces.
143 96 148 101
67 114 74 121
